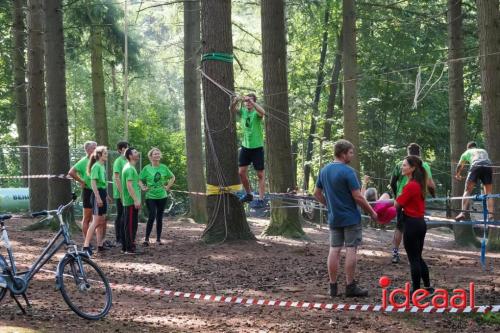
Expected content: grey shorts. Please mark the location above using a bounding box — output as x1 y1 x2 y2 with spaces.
330 223 362 247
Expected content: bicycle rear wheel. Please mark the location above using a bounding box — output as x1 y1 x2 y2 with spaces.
58 255 112 320
0 254 8 303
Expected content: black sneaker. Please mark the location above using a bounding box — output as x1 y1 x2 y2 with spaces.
425 287 435 295
97 246 109 252
329 283 338 297
143 241 150 247
345 281 368 297
240 193 254 203
83 246 93 256
391 253 400 264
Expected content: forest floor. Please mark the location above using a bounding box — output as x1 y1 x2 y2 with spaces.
0 215 499 332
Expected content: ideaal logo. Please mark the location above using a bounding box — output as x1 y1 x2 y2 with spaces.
379 276 475 309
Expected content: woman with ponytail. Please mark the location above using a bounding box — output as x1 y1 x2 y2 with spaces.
394 155 434 294
83 146 109 255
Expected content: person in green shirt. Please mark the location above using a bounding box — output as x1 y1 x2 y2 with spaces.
121 147 141 254
68 141 98 242
230 93 266 207
454 141 493 221
112 141 129 245
82 146 109 255
389 143 435 264
139 148 176 246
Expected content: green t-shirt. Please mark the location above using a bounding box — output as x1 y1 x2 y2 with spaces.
121 162 141 206
392 160 433 196
239 107 264 149
90 162 107 189
139 164 174 200
459 148 490 166
74 156 91 189
112 155 128 199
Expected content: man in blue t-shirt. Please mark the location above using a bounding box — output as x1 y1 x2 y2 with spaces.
314 139 377 298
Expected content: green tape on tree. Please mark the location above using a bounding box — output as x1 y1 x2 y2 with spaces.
202 52 233 63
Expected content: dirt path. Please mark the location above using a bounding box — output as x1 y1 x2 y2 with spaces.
0 216 499 332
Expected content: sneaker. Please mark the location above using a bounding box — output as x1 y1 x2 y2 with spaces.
143 241 150 247
329 283 338 297
455 213 466 221
254 199 266 208
103 240 115 248
424 287 435 295
391 253 400 264
345 281 368 297
82 246 93 256
240 193 254 203
97 246 109 252
156 240 162 245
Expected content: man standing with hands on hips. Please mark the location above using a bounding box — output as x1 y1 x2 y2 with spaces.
314 139 377 298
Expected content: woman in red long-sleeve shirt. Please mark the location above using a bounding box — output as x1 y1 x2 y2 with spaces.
395 155 433 293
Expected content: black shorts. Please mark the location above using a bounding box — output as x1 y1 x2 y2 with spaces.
90 189 108 216
396 206 404 232
238 146 264 170
82 188 93 209
466 163 492 185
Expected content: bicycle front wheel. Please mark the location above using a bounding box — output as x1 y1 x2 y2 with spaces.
58 255 112 320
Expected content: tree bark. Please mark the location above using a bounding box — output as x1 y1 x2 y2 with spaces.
11 0 29 185
200 0 254 243
448 0 477 246
184 0 207 224
476 0 500 249
27 0 47 211
303 0 330 191
262 0 304 238
342 0 360 170
323 30 343 142
90 24 108 146
44 0 72 212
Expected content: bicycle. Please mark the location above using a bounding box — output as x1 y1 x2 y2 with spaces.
0 195 112 320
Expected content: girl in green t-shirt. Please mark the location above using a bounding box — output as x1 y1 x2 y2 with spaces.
83 146 110 255
139 148 175 246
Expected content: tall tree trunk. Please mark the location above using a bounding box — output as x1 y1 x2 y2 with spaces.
44 0 72 211
184 0 207 224
262 0 304 238
303 1 330 191
476 0 500 250
200 0 254 243
323 30 342 141
90 25 108 146
342 0 360 170
27 0 47 211
12 0 28 185
449 0 477 246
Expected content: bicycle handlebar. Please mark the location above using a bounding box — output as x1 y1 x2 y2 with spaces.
31 198 75 218
31 211 48 218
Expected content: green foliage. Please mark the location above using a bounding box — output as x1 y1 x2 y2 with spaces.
0 0 14 139
128 109 187 191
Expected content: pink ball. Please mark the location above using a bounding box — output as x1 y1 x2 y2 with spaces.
373 201 397 225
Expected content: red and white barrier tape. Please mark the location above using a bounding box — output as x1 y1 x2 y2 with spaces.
0 174 72 180
35 268 499 314
109 282 499 314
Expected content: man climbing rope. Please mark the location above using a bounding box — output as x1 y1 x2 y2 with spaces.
230 93 266 207
455 141 493 221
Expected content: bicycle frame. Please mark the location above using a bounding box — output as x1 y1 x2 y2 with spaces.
0 200 81 295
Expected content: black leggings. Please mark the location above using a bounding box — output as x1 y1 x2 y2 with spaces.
115 199 124 243
402 214 430 291
145 198 167 241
